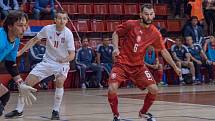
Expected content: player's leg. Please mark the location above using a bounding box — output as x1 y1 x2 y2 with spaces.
108 82 120 121
5 74 40 118
51 64 69 120
0 83 10 116
182 61 196 83
89 63 103 88
134 66 158 121
5 61 51 118
108 64 127 121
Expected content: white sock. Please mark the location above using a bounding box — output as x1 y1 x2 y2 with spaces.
53 88 64 112
179 76 183 81
192 76 196 81
16 96 25 113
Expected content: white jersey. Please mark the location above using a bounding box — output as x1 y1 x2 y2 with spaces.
36 24 75 64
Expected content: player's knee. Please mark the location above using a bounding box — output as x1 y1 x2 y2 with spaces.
25 74 39 86
188 62 194 67
108 83 119 94
55 76 66 88
147 85 158 95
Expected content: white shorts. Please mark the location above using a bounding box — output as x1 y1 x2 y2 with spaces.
29 59 70 81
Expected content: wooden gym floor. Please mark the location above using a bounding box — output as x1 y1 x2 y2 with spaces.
1 84 215 121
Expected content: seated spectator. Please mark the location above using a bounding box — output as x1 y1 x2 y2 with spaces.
76 37 103 89
171 37 195 85
28 41 46 70
0 0 19 19
96 38 114 75
33 0 55 20
183 16 204 44
144 46 166 86
186 36 214 84
203 34 215 64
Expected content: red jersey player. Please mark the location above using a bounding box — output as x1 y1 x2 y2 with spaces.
108 3 181 121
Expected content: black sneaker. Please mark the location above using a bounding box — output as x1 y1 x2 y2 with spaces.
51 110 60 120
0 101 4 116
5 110 23 118
139 112 156 121
113 115 120 121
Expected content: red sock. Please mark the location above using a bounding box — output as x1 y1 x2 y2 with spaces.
108 91 119 116
140 92 156 114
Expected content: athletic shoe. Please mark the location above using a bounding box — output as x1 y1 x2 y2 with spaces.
5 110 23 118
51 110 60 120
139 112 156 121
113 115 120 121
0 101 4 116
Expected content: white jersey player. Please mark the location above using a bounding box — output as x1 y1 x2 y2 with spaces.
5 10 75 120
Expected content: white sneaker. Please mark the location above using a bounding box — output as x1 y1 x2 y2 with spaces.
139 112 156 121
99 83 103 88
82 83 86 89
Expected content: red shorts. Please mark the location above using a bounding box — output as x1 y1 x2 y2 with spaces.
109 64 156 89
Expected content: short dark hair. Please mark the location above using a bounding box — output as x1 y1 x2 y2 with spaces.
190 16 198 21
141 3 153 12
55 10 68 18
3 11 28 33
81 36 89 42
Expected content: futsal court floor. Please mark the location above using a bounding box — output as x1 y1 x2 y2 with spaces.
1 84 215 121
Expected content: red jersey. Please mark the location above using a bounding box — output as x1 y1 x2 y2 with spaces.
115 20 165 66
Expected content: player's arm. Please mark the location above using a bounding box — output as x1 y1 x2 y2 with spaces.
144 61 155 69
172 52 181 62
112 21 131 56
18 36 41 57
59 31 76 63
59 50 75 63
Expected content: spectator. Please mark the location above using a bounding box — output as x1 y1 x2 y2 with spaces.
96 38 114 75
144 46 166 86
33 0 55 20
203 0 215 35
185 36 214 84
189 0 204 24
76 37 103 89
203 34 215 64
183 16 204 44
171 37 195 85
0 0 19 19
28 41 46 70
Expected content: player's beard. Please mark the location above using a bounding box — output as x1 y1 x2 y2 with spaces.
141 18 153 25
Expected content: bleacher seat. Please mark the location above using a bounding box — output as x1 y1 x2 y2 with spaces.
76 20 91 32
153 4 168 16
91 20 106 32
153 20 167 29
124 4 139 15
106 20 121 32
39 20 53 26
93 3 108 15
108 3 123 15
78 3 93 15
166 19 182 32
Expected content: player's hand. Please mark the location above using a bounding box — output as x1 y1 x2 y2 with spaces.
173 67 181 76
17 51 22 57
196 60 202 65
206 60 213 65
113 48 120 56
18 82 37 105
